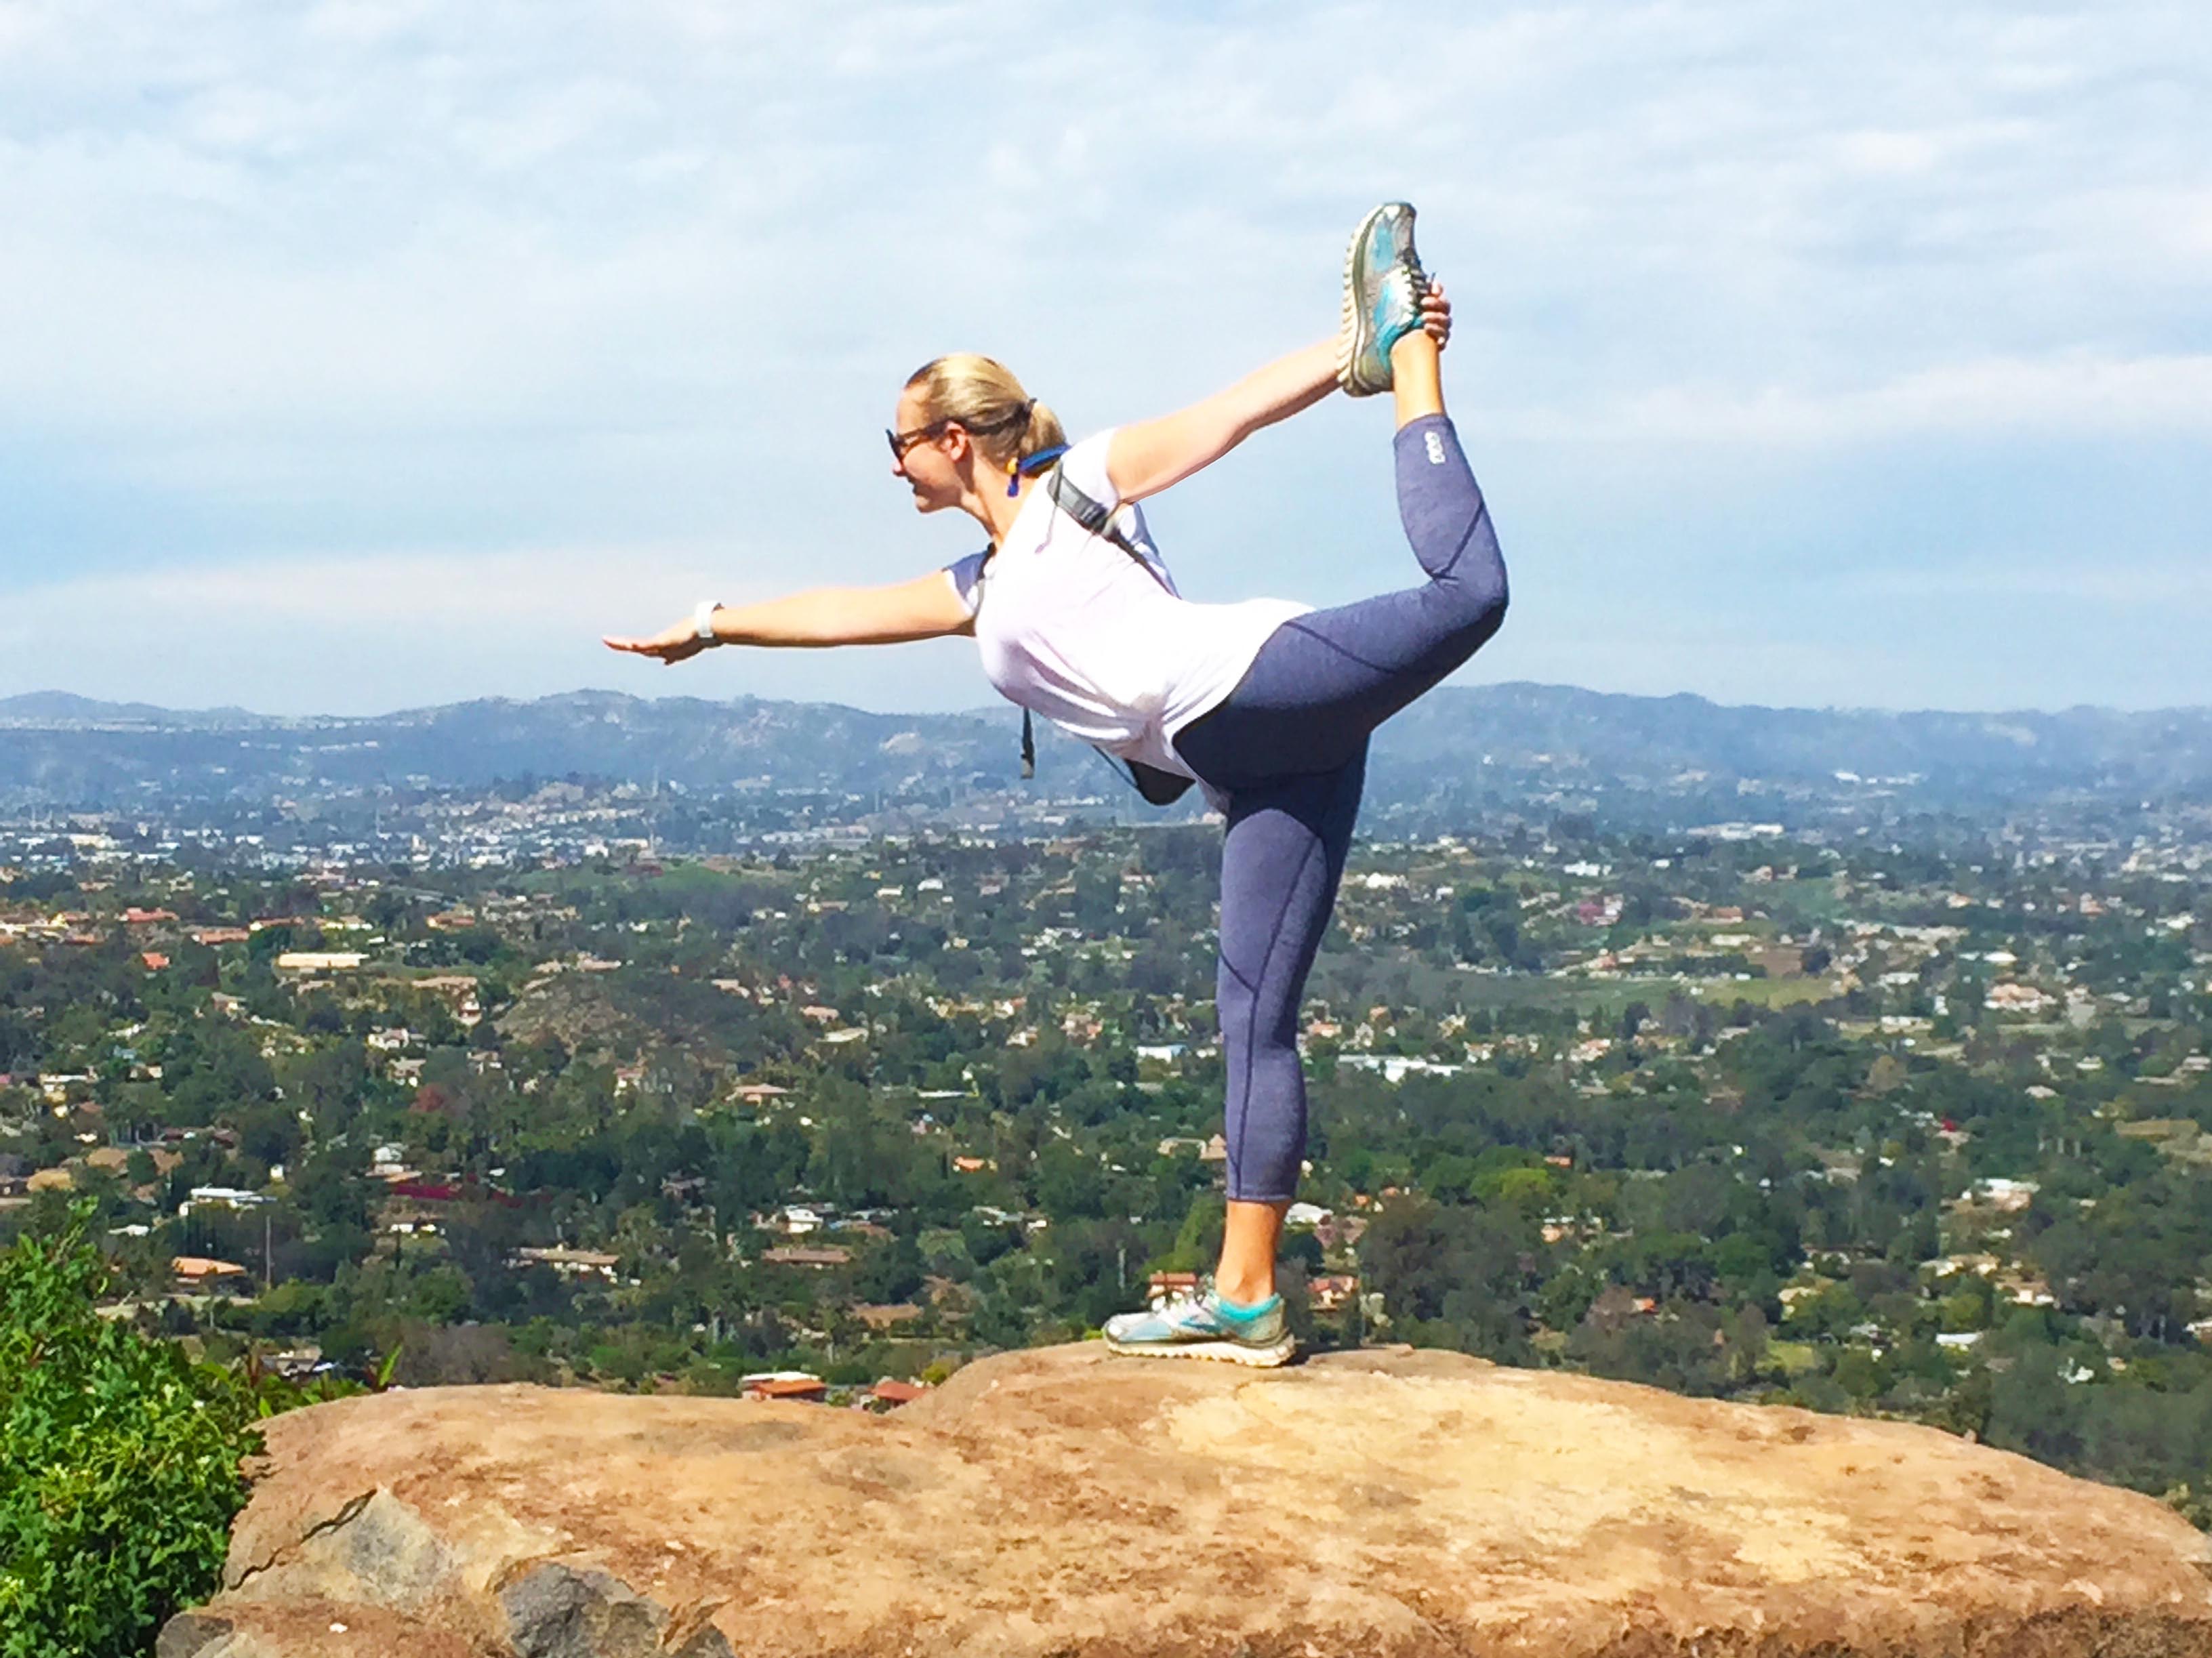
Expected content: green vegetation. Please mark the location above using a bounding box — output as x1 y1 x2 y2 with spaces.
5 798 2212 1658
0 1209 261 1658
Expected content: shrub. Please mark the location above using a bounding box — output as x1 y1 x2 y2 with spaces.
0 1211 262 1658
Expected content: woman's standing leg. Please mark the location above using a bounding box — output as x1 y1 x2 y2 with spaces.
1102 751 1363 1364
1211 749 1367 1304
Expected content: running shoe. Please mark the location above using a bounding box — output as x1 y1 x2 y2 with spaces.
1338 201 1429 397
1102 1279 1296 1367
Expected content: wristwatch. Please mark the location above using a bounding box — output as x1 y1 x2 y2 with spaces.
693 600 722 644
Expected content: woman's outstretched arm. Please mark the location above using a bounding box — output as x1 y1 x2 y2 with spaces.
603 571 973 666
1105 283 1450 503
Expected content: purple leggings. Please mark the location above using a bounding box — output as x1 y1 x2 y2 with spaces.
1172 415 1508 1201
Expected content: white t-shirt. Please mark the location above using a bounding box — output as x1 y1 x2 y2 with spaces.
942 430 1309 780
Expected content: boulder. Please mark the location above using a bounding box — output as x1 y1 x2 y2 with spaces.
165 1342 2212 1656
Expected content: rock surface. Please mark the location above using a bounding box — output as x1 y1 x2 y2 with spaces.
165 1342 2212 1657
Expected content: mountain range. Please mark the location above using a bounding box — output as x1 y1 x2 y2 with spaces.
3 685 2208 829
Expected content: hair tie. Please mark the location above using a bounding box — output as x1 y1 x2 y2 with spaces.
1000 401 1040 496
1005 442 1069 497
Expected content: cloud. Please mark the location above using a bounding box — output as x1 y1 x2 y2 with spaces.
0 541 991 716
0 0 2205 713
1839 560 2212 608
4 0 2203 442
1502 351 2212 447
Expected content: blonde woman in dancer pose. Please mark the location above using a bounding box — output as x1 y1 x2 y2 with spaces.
607 205 1507 1365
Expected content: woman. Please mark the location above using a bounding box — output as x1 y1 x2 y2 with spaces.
606 203 1507 1366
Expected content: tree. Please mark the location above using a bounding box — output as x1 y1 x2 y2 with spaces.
1360 1197 1532 1359
0 1211 261 1657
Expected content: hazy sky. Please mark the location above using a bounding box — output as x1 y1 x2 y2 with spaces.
2 1 2207 716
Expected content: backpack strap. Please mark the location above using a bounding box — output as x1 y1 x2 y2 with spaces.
1033 463 1197 808
1046 464 1151 565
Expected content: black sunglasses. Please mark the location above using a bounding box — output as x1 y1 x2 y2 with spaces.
886 417 956 462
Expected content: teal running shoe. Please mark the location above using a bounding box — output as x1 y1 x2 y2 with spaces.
1102 1280 1295 1367
1338 201 1429 397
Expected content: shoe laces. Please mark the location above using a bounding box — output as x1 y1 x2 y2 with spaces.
1389 254 1431 309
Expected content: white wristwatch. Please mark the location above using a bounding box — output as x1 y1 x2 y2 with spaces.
693 600 722 643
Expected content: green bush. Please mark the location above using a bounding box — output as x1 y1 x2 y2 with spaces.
0 1211 262 1658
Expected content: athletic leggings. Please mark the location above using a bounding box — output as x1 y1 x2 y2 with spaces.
1171 414 1508 1202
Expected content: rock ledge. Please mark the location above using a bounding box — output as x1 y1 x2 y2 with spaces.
166 1342 2212 1657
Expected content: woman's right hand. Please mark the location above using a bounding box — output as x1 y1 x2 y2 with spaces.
1420 277 1451 350
602 614 714 666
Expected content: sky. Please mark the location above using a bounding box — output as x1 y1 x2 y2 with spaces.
1 0 2207 718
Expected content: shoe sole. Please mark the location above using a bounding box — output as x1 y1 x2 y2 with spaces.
1337 203 1412 396
1103 1333 1297 1367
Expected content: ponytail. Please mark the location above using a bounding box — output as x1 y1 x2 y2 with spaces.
904 354 1068 474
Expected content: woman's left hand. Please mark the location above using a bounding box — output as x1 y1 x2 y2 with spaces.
603 615 713 665
1420 277 1452 350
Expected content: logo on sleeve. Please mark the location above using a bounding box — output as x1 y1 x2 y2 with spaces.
1424 430 1446 465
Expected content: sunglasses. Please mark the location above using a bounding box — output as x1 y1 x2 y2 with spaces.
886 417 956 463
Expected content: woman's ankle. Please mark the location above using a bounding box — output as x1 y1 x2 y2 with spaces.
1212 1275 1277 1308
1390 331 1445 427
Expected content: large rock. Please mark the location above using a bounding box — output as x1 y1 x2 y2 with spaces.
166 1343 2212 1657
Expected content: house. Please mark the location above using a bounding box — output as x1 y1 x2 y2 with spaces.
1147 1271 1200 1307
867 1379 931 1408
511 1246 621 1280
854 1302 925 1331
1312 1214 1368 1253
761 1245 853 1268
1308 1274 1361 1312
172 1257 254 1296
274 951 366 974
744 1374 827 1403
1985 982 2055 1015
184 1186 272 1212
1972 1178 2039 1212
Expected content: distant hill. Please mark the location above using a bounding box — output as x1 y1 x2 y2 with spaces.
3 684 2209 828
1371 685 2212 803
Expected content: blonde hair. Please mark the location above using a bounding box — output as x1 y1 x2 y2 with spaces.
905 354 1066 471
